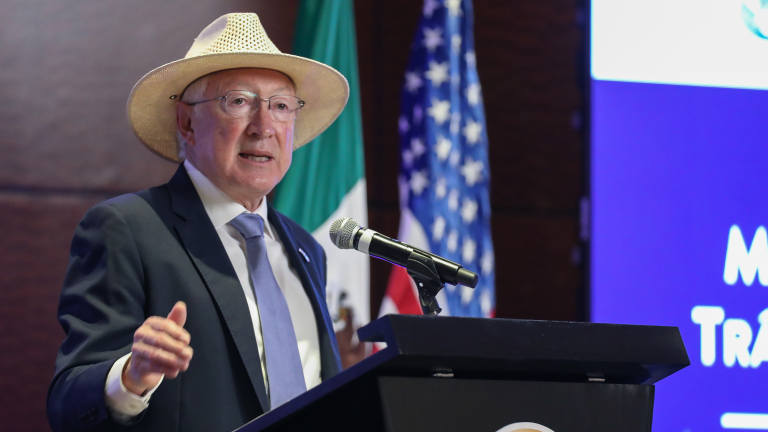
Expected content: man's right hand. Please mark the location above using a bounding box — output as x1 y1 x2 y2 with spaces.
122 301 194 396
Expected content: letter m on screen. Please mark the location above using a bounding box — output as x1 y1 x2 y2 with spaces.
724 225 768 286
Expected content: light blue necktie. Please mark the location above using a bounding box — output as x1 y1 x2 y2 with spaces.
230 213 306 409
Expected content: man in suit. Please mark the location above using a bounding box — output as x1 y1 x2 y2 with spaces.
47 13 350 432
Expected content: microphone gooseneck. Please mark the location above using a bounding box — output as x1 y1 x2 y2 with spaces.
328 217 478 289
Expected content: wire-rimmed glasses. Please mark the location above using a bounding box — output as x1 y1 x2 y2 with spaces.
186 90 304 122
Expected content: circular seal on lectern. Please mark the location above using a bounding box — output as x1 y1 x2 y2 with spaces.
495 422 555 432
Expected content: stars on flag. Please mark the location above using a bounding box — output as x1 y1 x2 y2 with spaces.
402 149 414 167
450 112 461 135
445 0 463 16
462 237 476 263
449 149 461 167
465 50 476 68
404 71 423 94
461 157 484 186
411 137 426 157
428 98 451 125
423 27 444 52
446 229 459 252
399 115 409 133
460 286 474 305
435 135 452 161
423 0 440 18
480 250 494 275
410 170 430 195
462 120 483 145
460 198 478 224
432 216 446 241
466 83 481 106
425 61 450 87
435 176 447 198
480 289 493 315
398 174 411 202
451 34 462 50
447 188 459 211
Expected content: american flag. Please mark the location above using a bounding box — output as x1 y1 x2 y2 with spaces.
379 0 495 319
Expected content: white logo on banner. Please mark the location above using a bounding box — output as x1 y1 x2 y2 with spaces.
723 225 768 286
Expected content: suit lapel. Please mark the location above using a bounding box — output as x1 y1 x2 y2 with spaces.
167 165 269 412
267 205 342 380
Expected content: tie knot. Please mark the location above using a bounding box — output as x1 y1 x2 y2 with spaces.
230 213 265 239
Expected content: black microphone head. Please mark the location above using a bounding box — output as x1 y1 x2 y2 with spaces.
329 217 361 250
456 267 479 288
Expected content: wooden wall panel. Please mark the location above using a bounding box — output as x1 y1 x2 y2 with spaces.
475 0 583 211
0 194 106 431
492 215 581 320
0 0 298 193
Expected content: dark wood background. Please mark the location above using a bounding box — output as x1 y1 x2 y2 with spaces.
0 1 585 430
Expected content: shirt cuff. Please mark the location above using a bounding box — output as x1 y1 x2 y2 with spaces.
104 353 164 422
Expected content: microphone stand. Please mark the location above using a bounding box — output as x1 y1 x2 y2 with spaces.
406 250 445 315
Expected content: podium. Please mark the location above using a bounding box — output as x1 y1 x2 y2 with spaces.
235 315 689 432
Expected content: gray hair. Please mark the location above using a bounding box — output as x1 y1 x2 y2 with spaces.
176 75 210 160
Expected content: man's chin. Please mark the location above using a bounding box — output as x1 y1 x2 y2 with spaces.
228 181 276 210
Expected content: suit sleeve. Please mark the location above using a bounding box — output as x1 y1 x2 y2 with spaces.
47 203 148 432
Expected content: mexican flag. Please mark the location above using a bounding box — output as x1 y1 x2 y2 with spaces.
273 0 369 328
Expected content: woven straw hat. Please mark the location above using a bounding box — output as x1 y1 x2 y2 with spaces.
127 13 350 162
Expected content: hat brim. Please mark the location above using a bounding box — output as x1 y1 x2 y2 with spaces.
127 52 350 162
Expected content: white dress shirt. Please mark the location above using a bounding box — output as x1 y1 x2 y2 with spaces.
105 160 321 418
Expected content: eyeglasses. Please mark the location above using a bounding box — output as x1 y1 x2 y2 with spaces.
185 90 305 122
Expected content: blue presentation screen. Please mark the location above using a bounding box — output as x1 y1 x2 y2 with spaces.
591 0 768 430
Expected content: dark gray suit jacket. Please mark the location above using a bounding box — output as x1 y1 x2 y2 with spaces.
47 165 342 432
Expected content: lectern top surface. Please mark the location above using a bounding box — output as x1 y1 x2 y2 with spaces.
358 315 690 385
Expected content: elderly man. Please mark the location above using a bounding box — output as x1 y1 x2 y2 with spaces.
47 13 349 432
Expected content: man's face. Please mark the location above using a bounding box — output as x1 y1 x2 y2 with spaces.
178 68 296 209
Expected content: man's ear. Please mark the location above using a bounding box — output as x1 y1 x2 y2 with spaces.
176 102 195 146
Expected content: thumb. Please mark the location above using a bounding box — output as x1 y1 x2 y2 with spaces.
167 301 187 327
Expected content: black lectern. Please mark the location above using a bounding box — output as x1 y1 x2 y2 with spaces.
235 315 689 432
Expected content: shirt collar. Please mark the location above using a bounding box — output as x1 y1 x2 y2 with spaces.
183 160 274 239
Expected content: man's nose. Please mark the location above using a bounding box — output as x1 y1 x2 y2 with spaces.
246 99 275 137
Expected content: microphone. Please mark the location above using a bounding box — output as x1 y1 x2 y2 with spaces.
329 218 478 288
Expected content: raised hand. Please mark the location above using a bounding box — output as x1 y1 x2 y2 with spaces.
122 301 194 395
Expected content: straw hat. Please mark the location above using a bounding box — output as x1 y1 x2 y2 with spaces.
127 13 350 162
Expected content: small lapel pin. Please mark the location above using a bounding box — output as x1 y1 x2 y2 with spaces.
298 248 310 263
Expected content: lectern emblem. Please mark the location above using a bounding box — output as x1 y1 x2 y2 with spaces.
495 422 555 432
